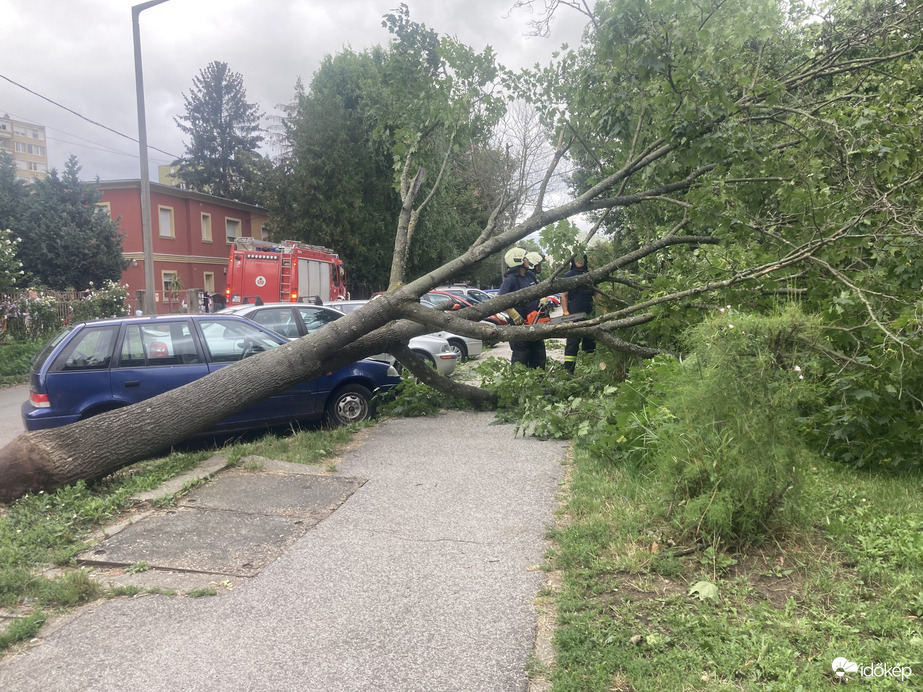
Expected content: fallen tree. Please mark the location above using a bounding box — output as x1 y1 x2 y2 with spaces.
2 0 922 501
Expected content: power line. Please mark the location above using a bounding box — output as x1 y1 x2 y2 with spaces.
0 72 179 159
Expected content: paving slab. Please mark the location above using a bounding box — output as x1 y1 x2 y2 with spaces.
178 470 364 517
78 473 364 577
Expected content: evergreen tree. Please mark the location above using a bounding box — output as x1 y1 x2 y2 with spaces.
14 156 126 291
173 61 264 203
0 152 27 230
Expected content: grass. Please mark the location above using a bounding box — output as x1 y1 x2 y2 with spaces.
0 338 43 386
223 424 353 468
547 448 923 691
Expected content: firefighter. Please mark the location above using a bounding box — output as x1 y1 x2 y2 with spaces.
525 251 545 279
561 253 598 374
498 247 546 369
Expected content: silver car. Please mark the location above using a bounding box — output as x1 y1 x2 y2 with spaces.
219 302 459 376
329 299 482 363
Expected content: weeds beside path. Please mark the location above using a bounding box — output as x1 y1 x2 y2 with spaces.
546 448 923 691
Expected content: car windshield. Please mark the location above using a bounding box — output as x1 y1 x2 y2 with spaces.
465 290 491 303
297 307 341 332
334 303 364 314
198 319 281 362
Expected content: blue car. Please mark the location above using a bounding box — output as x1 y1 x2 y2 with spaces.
22 314 402 434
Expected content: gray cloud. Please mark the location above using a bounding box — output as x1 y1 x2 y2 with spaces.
2 0 586 180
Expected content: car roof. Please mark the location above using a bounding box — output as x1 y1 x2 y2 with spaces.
427 290 471 303
71 313 259 328
221 302 344 315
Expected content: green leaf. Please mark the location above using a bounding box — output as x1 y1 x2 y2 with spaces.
688 581 720 601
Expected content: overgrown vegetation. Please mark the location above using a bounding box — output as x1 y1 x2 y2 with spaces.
548 446 922 690
0 339 43 386
68 280 131 323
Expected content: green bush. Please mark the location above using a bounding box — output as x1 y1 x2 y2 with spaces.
0 292 62 341
618 306 824 546
0 339 44 378
69 280 130 322
476 353 625 442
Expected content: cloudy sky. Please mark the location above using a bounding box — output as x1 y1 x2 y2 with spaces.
3 0 588 182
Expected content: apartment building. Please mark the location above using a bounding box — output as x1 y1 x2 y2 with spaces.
0 114 48 180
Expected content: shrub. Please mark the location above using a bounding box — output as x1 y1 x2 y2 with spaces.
0 292 62 340
69 280 131 322
0 339 44 379
476 354 623 442
612 306 825 546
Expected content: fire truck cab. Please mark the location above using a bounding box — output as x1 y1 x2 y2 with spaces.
226 238 348 306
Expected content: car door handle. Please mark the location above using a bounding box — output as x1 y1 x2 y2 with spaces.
124 380 140 387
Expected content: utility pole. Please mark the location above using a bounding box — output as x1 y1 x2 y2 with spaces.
132 0 171 315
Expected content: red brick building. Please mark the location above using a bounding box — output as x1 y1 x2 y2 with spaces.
97 180 268 313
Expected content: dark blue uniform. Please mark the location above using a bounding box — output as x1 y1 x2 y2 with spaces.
563 266 595 373
498 268 546 369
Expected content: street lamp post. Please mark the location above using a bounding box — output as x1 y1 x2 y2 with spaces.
132 0 170 315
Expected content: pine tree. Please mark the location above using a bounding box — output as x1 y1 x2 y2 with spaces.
173 61 264 202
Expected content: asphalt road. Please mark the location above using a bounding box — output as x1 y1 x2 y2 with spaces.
0 383 26 446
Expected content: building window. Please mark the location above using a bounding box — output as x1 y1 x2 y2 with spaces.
13 126 25 137
14 142 27 153
201 213 212 242
226 218 241 244
29 129 43 140
162 270 178 293
203 272 215 293
158 206 175 238
96 202 112 217
27 144 45 156
26 162 46 172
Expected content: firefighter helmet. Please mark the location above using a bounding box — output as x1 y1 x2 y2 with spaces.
526 251 544 267
504 247 528 268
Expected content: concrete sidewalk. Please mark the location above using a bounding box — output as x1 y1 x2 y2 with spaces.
0 411 567 692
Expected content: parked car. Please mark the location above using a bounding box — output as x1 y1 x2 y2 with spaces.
221 301 459 375
22 314 402 434
423 291 509 327
435 285 496 305
330 299 482 363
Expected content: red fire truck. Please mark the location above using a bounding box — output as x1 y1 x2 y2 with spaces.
225 238 349 306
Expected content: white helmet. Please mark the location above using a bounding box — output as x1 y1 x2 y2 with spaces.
504 247 528 268
525 251 544 267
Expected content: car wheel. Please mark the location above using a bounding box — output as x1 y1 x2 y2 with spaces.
325 384 374 426
411 349 437 369
447 338 468 362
